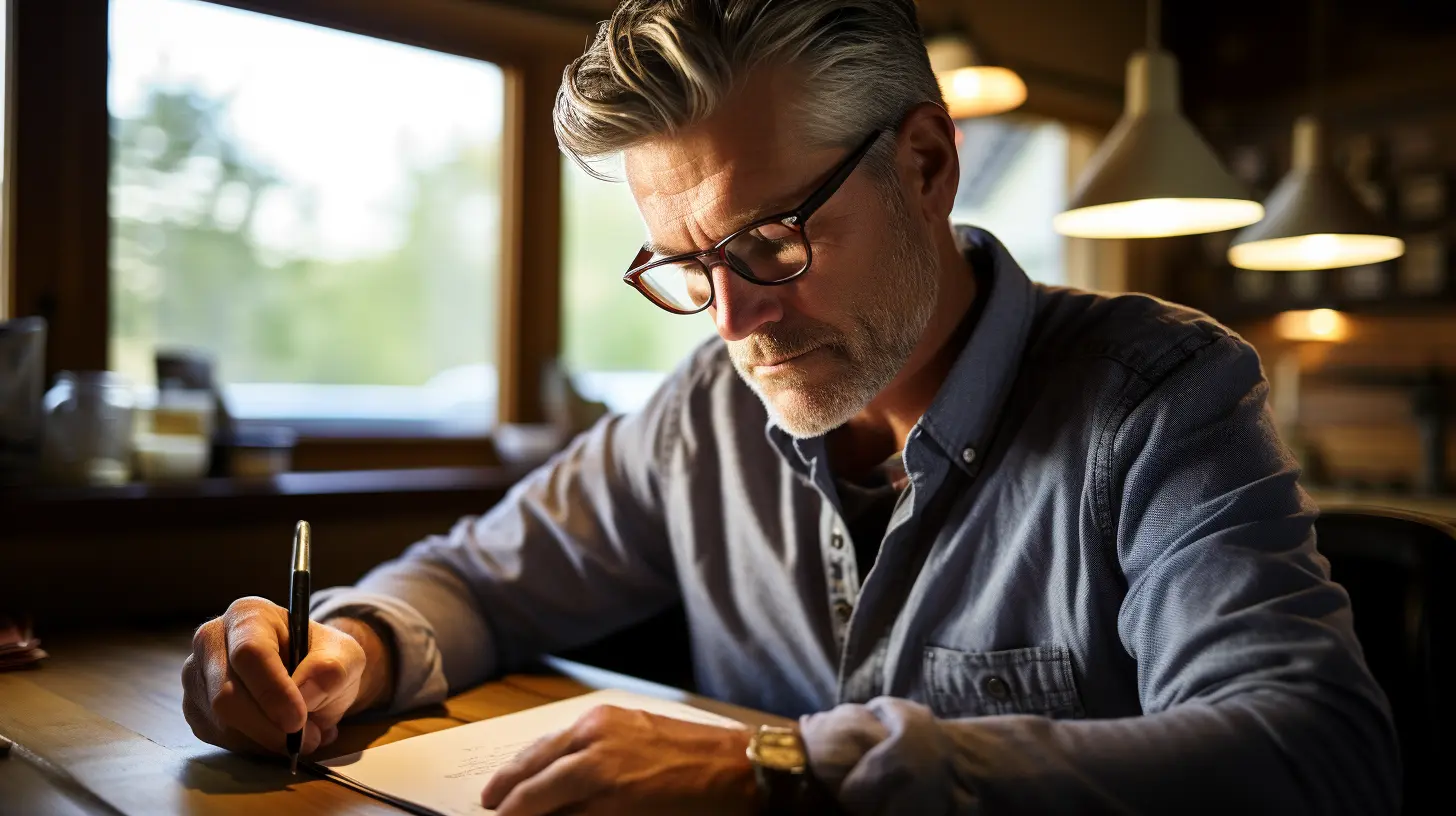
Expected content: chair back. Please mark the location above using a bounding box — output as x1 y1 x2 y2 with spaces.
1315 507 1456 814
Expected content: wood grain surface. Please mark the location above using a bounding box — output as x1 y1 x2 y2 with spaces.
0 632 784 815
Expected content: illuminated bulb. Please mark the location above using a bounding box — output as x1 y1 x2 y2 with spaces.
952 70 982 97
1052 198 1265 239
1303 235 1340 266
1274 308 1350 343
937 66 1026 118
1228 233 1405 271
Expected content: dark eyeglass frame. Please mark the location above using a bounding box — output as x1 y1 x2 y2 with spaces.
622 129 883 315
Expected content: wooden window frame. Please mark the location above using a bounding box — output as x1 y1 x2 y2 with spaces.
3 0 590 463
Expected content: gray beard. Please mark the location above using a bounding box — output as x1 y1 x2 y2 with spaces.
730 193 940 439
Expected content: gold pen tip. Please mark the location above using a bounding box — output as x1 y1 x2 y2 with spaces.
290 754 299 775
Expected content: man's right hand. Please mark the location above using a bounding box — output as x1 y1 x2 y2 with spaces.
181 596 391 758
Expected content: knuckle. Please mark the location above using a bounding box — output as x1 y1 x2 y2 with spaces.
191 619 220 654
578 705 620 737
226 636 271 670
309 655 348 685
226 595 269 615
180 655 204 699
224 596 274 629
335 631 366 664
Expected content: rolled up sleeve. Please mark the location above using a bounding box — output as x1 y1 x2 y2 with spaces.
310 365 691 715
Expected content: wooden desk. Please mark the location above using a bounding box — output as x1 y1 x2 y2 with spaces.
0 632 787 815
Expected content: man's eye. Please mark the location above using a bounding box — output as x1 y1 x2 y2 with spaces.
750 223 796 242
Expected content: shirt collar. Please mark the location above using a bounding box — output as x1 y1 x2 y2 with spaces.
763 225 1039 478
916 225 1039 474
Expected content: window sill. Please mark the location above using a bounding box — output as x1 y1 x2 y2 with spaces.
0 465 530 534
234 418 495 441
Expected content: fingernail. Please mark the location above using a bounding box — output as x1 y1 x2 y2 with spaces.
299 679 326 710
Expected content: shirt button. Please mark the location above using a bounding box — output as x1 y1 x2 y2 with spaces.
961 447 977 464
983 675 1011 701
833 600 854 624
830 531 845 550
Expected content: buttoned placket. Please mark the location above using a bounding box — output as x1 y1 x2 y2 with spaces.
800 428 937 705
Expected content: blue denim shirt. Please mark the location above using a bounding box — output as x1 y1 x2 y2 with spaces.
314 227 1398 814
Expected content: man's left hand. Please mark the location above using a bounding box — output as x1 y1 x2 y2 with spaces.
480 704 758 815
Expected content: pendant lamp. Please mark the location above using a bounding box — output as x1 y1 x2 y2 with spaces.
926 33 1027 119
1053 0 1263 239
1227 1 1404 271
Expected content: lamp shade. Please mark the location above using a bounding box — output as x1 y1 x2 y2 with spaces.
926 34 1027 119
1054 50 1263 239
1228 117 1405 271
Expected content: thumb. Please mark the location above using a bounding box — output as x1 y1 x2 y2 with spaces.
291 623 365 713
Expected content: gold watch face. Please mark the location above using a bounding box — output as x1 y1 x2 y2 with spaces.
750 727 806 772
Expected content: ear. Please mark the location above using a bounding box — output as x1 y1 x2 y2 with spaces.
894 102 961 224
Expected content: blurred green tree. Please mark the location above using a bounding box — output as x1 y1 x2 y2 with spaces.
110 83 499 388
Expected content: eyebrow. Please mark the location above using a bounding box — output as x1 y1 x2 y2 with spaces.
640 202 791 257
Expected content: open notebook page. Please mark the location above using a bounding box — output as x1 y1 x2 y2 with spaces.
315 689 747 816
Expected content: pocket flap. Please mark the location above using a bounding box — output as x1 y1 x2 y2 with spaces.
923 644 1084 719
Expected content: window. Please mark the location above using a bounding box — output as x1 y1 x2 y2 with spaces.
108 0 504 434
951 115 1070 285
559 157 716 415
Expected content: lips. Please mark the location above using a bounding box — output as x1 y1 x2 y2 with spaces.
751 346 822 371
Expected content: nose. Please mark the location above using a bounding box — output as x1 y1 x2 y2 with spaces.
707 259 784 342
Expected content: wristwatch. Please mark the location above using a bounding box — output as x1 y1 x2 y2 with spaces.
746 724 810 814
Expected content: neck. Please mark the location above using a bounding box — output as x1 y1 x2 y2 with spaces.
826 227 978 478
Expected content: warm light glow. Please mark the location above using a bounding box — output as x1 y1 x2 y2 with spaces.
1052 198 1265 239
1228 233 1406 271
1274 309 1350 343
936 66 1027 118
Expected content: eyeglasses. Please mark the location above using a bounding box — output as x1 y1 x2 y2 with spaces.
622 130 883 315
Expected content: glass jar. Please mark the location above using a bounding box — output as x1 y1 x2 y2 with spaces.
41 371 136 486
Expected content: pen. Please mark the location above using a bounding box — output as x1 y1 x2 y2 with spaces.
287 520 312 775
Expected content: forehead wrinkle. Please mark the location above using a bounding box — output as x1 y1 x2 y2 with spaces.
639 156 783 254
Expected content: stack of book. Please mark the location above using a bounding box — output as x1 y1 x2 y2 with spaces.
0 615 46 670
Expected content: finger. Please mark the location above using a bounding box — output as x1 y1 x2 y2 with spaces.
182 653 227 746
480 726 587 809
186 621 273 756
224 603 306 733
492 753 606 816
305 677 360 736
210 667 322 755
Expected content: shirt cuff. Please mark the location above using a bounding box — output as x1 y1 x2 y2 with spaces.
310 586 450 715
800 698 957 815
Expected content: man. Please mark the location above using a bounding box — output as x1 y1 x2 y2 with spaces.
182 1 1399 813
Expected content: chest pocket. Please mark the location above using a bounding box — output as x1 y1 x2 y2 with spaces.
923 644 1084 719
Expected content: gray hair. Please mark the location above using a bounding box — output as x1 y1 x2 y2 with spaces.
553 0 944 181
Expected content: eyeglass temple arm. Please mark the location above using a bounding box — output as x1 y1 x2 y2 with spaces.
787 130 883 225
